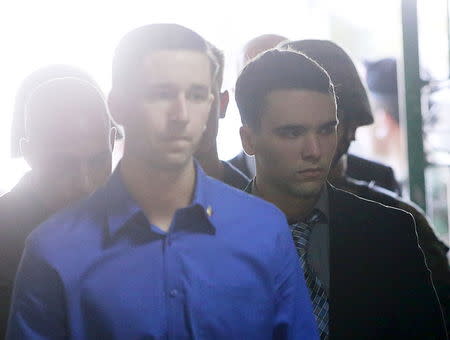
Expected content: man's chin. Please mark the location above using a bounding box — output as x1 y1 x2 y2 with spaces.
153 153 194 171
289 182 323 200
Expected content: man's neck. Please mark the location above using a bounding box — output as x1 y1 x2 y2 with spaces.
195 146 225 182
27 173 61 216
120 153 196 232
253 177 320 223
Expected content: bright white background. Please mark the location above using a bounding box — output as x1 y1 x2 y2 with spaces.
0 0 447 192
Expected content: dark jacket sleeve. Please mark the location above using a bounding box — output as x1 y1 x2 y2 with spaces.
390 210 448 339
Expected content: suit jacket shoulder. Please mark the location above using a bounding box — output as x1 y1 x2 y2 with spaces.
326 184 447 339
346 154 401 195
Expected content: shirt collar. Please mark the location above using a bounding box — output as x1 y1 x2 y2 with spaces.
312 186 329 224
105 161 215 238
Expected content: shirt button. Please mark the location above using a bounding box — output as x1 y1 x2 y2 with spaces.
170 289 178 297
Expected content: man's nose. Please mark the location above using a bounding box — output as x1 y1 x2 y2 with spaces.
169 93 189 124
302 134 321 160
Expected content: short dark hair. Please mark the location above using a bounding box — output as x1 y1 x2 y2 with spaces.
112 23 217 89
235 49 335 129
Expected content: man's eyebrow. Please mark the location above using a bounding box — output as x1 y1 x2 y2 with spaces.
147 83 175 89
146 83 209 90
320 120 338 128
275 124 306 128
273 124 307 131
189 84 210 90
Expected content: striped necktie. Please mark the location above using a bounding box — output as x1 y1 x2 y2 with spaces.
291 210 329 340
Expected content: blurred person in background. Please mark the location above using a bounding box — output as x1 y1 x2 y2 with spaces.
360 58 408 187
9 65 99 158
195 42 249 188
0 76 114 337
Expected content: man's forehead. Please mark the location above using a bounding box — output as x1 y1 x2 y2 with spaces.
141 49 212 84
262 89 336 124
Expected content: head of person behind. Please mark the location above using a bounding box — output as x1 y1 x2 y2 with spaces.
239 34 289 71
108 23 216 173
11 64 99 158
236 49 337 220
279 40 373 180
364 58 406 175
194 42 229 164
22 77 113 212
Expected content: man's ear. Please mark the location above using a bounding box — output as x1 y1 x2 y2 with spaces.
240 125 257 156
109 126 117 152
219 90 229 119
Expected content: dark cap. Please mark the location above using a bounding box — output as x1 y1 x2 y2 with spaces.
279 39 374 127
365 57 398 95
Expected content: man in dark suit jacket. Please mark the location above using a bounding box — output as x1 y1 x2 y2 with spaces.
236 48 447 339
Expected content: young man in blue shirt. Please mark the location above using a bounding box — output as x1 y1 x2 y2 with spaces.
7 24 318 339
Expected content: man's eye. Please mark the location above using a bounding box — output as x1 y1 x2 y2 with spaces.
319 125 336 135
277 127 304 138
186 89 209 102
147 89 176 100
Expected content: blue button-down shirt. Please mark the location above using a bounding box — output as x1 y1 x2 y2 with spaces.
7 164 318 339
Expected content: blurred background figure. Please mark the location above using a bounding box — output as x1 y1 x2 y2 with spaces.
0 76 114 337
195 42 249 188
359 58 408 188
229 34 288 178
10 65 98 159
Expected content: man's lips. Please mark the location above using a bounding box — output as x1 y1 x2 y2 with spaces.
296 168 325 178
163 136 191 142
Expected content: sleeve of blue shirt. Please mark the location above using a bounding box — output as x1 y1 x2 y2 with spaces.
6 235 67 340
272 215 319 340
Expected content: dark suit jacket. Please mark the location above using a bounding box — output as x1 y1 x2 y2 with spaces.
347 154 401 195
0 174 51 338
327 184 447 339
229 151 252 179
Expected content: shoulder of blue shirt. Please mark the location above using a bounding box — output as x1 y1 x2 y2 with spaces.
24 164 290 258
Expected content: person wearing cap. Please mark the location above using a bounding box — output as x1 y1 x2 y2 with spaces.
237 47 447 339
7 24 318 339
363 58 408 185
0 75 114 338
281 39 450 333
